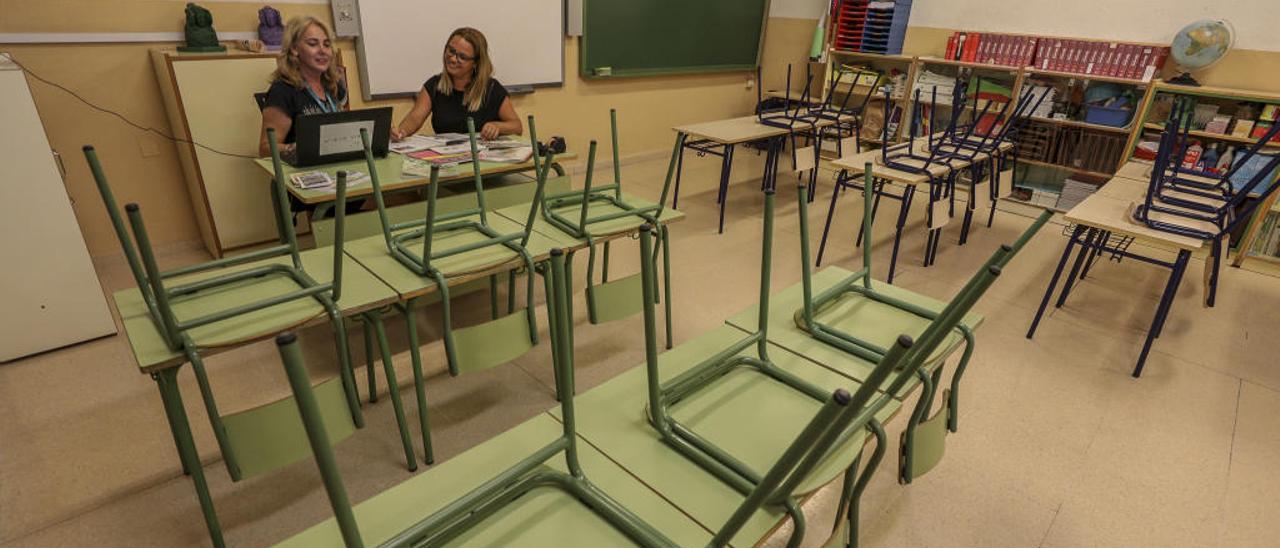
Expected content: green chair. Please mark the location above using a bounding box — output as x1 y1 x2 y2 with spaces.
357 119 557 463
792 162 1052 483
361 119 552 377
84 133 419 548
538 109 681 347
632 174 1014 545
273 248 918 547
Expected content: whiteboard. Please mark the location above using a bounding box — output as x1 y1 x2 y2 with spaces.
355 0 564 98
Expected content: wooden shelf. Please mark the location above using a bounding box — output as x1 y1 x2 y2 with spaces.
1246 253 1280 265
829 50 916 63
1154 81 1280 104
1028 116 1132 134
1019 158 1113 179
1141 123 1280 149
916 56 1021 73
1024 67 1151 87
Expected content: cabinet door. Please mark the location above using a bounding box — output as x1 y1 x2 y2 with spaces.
171 56 279 250
0 64 115 361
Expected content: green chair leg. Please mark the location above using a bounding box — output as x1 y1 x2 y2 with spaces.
399 299 435 465
369 315 420 472
154 369 225 548
363 320 377 404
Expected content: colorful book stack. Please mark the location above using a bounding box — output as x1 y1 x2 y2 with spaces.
945 32 1037 68
1034 39 1169 80
833 1 912 55
941 31 1170 81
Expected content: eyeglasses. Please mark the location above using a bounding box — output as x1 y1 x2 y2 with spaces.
444 45 476 62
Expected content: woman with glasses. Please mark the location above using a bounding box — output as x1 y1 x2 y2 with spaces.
391 27 522 141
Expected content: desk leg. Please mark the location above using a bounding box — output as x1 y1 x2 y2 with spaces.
888 185 913 284
855 181 882 248
815 171 845 266
1080 230 1106 280
673 137 687 210
717 144 736 234
1027 225 1087 339
1055 228 1098 308
1133 250 1190 378
154 369 224 548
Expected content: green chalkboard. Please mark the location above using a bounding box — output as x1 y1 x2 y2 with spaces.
580 0 771 78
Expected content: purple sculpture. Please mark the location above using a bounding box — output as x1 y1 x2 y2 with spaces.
258 6 284 52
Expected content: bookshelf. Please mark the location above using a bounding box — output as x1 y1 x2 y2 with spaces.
1121 81 1280 268
819 37 1280 269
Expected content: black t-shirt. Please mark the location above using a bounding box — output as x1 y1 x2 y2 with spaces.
423 74 509 135
262 79 349 144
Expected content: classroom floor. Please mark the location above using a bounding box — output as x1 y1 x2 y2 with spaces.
2 148 1278 547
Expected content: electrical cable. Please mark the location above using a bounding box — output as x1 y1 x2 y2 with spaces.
7 54 261 159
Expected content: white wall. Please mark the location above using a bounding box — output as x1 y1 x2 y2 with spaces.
909 0 1279 52
769 0 827 19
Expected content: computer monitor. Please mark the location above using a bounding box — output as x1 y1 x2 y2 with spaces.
288 107 393 167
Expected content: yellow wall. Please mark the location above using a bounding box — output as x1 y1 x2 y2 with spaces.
4 1 819 258
903 26 1280 92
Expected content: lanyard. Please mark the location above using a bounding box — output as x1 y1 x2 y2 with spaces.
304 85 338 113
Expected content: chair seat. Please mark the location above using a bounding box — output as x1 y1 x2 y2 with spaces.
346 213 561 300
278 414 711 547
726 267 983 399
493 192 682 251
114 249 396 371
560 324 899 547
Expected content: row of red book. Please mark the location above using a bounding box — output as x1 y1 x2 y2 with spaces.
944 32 1170 81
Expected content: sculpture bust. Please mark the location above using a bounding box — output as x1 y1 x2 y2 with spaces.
178 3 226 53
258 6 284 51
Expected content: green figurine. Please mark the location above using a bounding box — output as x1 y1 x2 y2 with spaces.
177 3 226 52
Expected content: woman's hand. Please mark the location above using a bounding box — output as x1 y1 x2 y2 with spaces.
390 127 407 141
480 122 502 140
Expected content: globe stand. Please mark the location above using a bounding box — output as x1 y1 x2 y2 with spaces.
1167 72 1201 87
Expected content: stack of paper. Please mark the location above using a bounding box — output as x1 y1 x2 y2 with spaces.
912 70 955 105
1054 177 1098 211
289 171 369 191
1021 84 1057 119
479 146 533 163
389 134 446 154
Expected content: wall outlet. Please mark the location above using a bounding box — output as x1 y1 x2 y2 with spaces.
330 0 361 38
746 77 755 90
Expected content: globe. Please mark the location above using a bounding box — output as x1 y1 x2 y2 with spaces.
1168 19 1234 85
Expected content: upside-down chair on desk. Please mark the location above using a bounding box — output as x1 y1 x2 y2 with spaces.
534 109 682 347
1132 97 1280 307
273 247 915 547
85 133 420 547
796 163 1052 484
358 118 556 462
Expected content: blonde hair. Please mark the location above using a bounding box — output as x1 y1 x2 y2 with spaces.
271 16 343 96
435 27 494 113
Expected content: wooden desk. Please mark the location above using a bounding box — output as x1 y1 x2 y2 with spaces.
1028 177 1207 377
252 152 575 214
671 111 857 233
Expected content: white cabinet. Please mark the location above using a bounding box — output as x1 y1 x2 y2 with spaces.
0 55 115 361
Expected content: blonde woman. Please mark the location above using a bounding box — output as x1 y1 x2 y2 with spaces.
391 27 522 141
258 16 347 157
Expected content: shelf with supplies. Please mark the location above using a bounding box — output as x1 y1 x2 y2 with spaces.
1141 123 1280 149
1121 81 1280 270
1017 158 1114 179
1023 67 1151 87
1029 116 1132 134
915 56 1021 73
